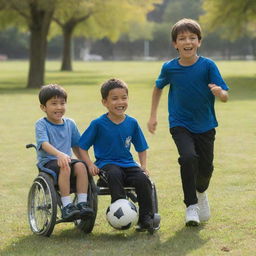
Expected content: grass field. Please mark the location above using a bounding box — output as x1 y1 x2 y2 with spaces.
0 60 255 256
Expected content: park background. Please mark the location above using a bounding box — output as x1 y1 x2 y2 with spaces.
0 0 255 255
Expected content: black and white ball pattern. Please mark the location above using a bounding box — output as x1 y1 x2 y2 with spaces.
106 199 138 230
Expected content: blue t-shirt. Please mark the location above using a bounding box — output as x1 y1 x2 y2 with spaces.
35 117 81 166
79 114 149 168
156 56 229 133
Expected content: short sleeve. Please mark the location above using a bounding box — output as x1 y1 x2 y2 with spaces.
208 60 229 91
131 120 149 152
155 62 169 89
35 119 48 150
79 121 97 150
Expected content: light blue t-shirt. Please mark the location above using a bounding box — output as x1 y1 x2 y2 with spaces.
156 56 229 133
35 117 80 166
79 114 149 168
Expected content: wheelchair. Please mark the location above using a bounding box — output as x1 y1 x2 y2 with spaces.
26 143 160 237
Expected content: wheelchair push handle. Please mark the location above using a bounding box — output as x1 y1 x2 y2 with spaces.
26 143 37 150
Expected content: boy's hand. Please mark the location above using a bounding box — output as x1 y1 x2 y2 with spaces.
87 163 99 176
57 152 71 169
147 117 157 134
208 83 222 97
141 167 150 176
208 83 228 102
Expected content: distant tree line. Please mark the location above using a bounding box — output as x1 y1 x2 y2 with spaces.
0 0 255 88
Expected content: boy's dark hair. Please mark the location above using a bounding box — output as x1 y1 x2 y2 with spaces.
39 84 67 106
171 18 202 42
101 78 128 99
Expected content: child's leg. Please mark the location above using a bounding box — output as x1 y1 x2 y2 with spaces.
170 127 199 207
58 165 71 198
73 161 88 196
44 160 71 201
73 161 93 215
44 160 79 219
101 164 126 203
125 167 153 217
194 129 215 192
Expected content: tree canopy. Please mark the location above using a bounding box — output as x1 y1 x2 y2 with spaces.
200 0 256 40
51 0 161 70
0 0 162 86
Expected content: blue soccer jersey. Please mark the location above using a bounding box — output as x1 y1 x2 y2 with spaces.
79 114 149 168
156 56 229 133
35 117 81 166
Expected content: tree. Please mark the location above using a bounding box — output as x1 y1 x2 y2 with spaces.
52 0 162 71
200 0 256 57
0 0 58 88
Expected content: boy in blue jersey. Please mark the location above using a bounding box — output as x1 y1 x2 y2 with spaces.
35 84 93 221
79 78 154 231
147 18 229 226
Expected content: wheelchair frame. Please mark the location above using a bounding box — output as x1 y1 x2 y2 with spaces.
26 143 160 237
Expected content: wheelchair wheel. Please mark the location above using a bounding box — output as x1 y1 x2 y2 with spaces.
74 176 98 233
28 172 57 237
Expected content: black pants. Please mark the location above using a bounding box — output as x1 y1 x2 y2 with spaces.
170 127 216 207
101 164 153 219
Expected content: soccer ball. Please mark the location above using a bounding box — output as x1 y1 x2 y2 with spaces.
106 199 139 230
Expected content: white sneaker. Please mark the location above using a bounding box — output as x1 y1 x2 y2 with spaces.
197 191 210 222
185 204 200 226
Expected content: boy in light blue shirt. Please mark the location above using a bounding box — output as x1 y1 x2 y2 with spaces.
79 78 154 231
36 84 93 221
148 18 229 226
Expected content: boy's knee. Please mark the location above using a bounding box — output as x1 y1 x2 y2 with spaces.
74 162 88 176
60 166 71 175
179 153 198 166
133 172 151 186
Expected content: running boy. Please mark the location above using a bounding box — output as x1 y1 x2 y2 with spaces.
79 78 154 231
36 84 93 221
147 18 229 226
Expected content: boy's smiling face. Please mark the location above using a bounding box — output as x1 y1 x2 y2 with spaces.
102 88 128 122
173 30 201 63
40 96 66 124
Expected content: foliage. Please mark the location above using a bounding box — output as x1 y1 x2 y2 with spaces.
51 0 162 42
200 0 256 40
162 0 203 24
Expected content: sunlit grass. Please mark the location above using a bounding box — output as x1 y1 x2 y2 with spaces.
0 60 255 256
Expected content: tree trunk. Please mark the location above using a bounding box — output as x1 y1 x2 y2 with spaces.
61 23 75 71
26 6 54 88
251 38 256 60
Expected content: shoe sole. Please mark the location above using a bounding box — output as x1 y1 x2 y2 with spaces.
136 225 159 234
186 220 200 227
62 211 81 222
79 211 94 219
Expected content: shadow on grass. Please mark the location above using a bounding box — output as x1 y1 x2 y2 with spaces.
225 76 256 101
158 225 209 256
0 225 208 256
0 76 255 100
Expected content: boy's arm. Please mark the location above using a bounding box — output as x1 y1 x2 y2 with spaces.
147 87 163 134
208 84 229 102
72 146 81 159
41 142 71 169
79 147 99 176
138 150 149 176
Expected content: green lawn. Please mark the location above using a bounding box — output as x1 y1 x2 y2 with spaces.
0 60 255 256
